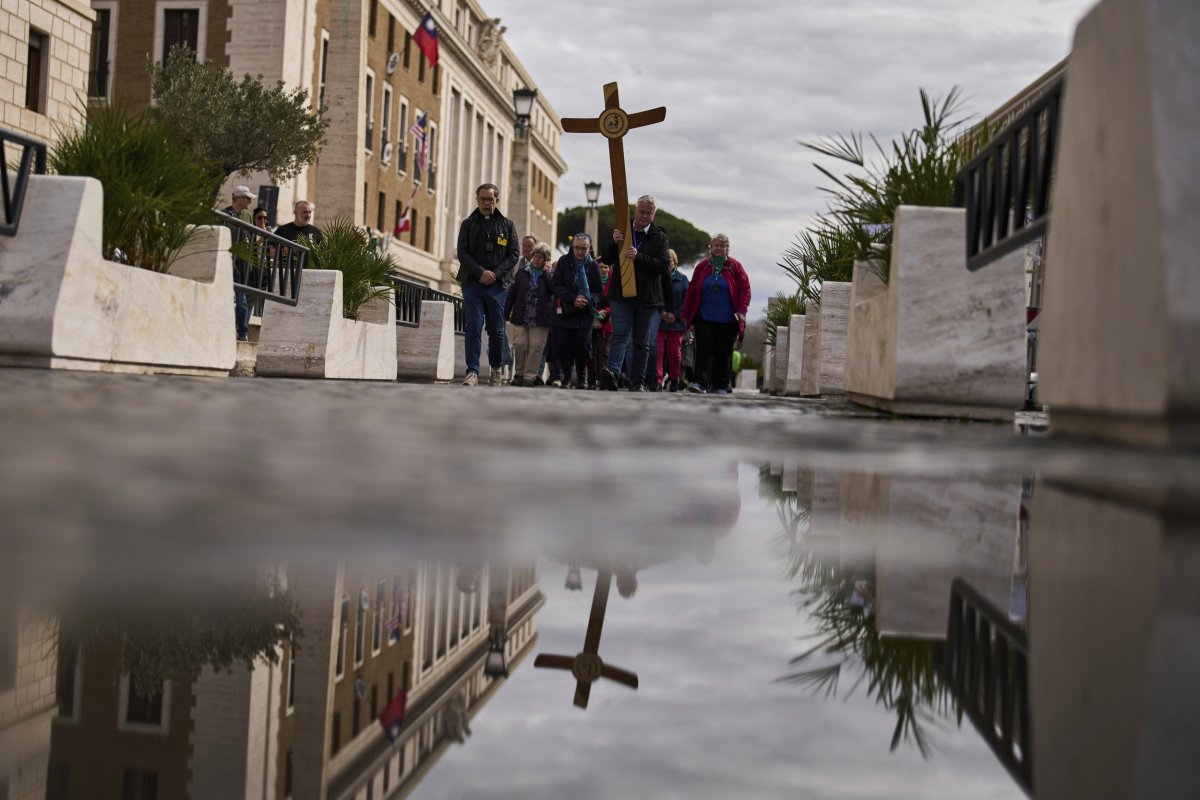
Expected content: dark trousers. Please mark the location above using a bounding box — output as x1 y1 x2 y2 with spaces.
588 329 611 387
694 318 739 391
553 326 592 385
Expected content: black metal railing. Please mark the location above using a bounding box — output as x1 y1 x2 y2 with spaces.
87 64 109 99
938 578 1032 796
212 211 308 312
1 126 48 237
389 274 465 334
954 77 1063 272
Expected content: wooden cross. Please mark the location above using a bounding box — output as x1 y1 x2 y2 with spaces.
534 567 639 709
561 83 666 300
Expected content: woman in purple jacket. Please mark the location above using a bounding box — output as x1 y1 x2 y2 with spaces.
503 242 555 386
680 234 751 395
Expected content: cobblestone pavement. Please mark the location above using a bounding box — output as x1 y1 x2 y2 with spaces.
1 368 1196 584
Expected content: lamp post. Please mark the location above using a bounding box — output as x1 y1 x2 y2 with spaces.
509 87 538 239
583 181 601 257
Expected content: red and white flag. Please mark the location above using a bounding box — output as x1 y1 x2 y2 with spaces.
394 205 412 236
413 12 438 67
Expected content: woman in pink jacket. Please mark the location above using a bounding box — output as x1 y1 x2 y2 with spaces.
680 234 751 394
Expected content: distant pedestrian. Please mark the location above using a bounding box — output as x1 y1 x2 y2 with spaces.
252 206 270 230
681 234 751 395
456 183 519 387
221 185 256 342
586 261 614 389
274 200 324 246
504 242 554 386
655 249 688 391
550 233 605 389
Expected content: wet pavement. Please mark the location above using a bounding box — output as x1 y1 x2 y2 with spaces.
1 368 1198 799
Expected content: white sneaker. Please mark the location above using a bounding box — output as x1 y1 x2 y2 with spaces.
489 369 505 387
462 371 478 387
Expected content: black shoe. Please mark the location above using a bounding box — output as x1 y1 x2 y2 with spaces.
511 375 525 387
646 382 660 392
667 379 679 392
632 384 647 392
598 368 617 391
618 373 630 390
533 376 545 386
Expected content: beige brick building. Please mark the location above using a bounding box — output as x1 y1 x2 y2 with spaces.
0 610 58 800
0 0 93 140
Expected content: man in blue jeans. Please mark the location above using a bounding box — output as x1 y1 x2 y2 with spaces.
598 195 673 391
456 183 519 386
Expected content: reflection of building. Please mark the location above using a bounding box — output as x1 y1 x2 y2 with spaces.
81 0 565 289
0 607 58 798
45 559 542 799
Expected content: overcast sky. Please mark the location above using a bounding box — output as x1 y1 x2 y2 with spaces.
487 0 1097 318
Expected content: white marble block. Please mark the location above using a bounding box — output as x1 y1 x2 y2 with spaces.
783 314 806 396
257 271 398 380
0 175 237 376
843 207 1027 420
762 345 775 393
773 328 789 395
798 282 851 396
734 369 758 392
1039 0 1200 446
396 300 454 381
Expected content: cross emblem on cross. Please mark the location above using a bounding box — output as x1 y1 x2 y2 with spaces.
560 82 666 300
534 567 639 709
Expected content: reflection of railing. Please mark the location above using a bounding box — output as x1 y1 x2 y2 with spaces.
211 211 307 311
938 578 1032 796
389 275 464 335
953 77 1062 272
1 126 48 237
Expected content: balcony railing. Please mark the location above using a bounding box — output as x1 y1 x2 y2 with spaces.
1 126 48 237
87 63 109 99
212 211 308 313
937 578 1032 796
953 77 1063 272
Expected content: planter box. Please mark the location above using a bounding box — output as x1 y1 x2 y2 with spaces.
257 270 397 380
396 300 455 382
734 369 758 392
782 314 806 396
772 327 789 394
1039 0 1200 446
798 281 851 396
762 345 775 393
0 175 236 376
844 207 1026 420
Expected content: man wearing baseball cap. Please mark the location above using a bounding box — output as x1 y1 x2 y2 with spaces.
222 186 256 340
223 185 255 222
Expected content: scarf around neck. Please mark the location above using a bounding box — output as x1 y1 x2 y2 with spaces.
710 255 728 277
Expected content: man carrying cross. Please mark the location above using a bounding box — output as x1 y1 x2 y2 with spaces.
598 195 673 391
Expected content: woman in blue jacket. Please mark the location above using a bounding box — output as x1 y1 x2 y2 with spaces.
550 234 606 389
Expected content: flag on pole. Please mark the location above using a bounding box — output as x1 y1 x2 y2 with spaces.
393 205 411 237
378 690 408 743
409 112 429 173
413 12 438 67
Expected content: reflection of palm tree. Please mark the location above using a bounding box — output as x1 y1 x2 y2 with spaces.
759 466 954 758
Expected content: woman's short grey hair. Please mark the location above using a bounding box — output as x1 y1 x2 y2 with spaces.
532 242 553 260
667 248 679 267
712 233 731 248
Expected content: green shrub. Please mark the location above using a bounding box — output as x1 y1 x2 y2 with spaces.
763 291 806 348
50 104 213 273
304 217 399 319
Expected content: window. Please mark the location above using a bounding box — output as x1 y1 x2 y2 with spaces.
403 662 411 692
352 696 360 737
403 31 411 69
56 640 81 721
122 769 158 800
364 71 375 151
88 8 113 99
409 212 418 246
432 65 440 95
368 0 377 37
24 29 48 113
370 683 378 720
336 594 349 679
376 192 386 233
354 589 366 666
387 15 395 52
317 30 330 114
404 569 416 632
427 122 438 193
386 672 394 703
424 216 432 253
394 200 403 232
373 580 386 653
418 54 425 83
397 100 409 175
380 86 392 159
125 673 165 726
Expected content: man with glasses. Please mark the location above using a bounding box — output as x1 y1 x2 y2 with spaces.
456 183 519 386
599 195 673 391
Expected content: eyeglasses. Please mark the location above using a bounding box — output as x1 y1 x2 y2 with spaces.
254 215 268 221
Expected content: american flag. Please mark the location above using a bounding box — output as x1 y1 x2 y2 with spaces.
409 112 429 173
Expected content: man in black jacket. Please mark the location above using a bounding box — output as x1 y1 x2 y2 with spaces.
599 194 674 391
457 183 520 386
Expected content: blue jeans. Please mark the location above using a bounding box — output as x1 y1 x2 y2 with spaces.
234 291 249 340
608 301 661 386
463 281 506 375
608 299 635 374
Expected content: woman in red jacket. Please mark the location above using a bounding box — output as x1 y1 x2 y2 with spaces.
680 234 751 395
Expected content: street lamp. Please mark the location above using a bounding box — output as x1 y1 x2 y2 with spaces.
584 180 601 208
512 87 538 129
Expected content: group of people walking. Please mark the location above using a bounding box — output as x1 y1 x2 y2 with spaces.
456 183 752 394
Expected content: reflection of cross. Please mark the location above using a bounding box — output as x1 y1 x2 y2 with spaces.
534 568 639 709
561 83 666 300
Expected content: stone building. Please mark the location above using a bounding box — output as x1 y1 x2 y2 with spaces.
0 0 93 141
0 608 59 800
43 559 542 799
86 0 566 289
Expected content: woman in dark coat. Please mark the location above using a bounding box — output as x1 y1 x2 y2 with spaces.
551 233 606 389
503 242 555 386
